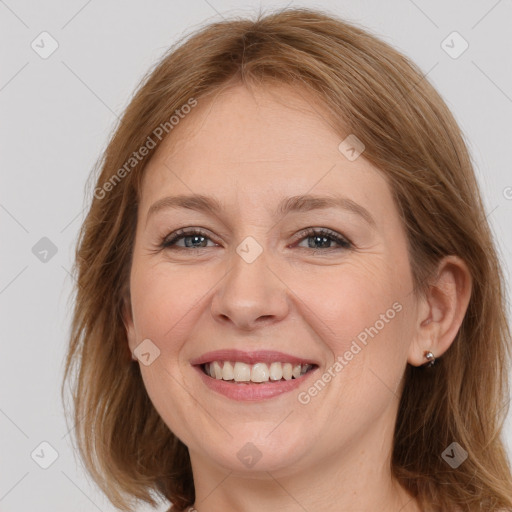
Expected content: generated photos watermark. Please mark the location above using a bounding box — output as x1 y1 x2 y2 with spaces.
297 301 403 404
94 97 198 199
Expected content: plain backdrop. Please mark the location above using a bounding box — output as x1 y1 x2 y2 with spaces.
1 1 511 511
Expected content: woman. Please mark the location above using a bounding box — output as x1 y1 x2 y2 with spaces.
62 7 512 511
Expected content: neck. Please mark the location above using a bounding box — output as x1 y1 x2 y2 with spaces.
187 466 419 512
186 412 421 512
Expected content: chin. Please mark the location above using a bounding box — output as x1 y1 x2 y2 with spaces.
197 428 310 474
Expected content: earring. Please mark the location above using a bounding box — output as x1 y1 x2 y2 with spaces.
423 350 436 367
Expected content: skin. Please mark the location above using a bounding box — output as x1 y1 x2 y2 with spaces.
124 83 472 512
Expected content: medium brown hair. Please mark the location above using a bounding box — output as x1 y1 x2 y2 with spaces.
61 7 512 511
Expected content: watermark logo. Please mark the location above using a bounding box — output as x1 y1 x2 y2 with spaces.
338 134 365 161
32 237 58 263
236 236 263 264
441 31 469 59
31 441 59 469
236 442 262 468
441 441 468 468
31 32 59 59
133 338 161 366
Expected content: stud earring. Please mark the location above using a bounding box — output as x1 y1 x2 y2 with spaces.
423 350 436 367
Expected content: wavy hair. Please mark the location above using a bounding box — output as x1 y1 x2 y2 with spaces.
61 7 512 511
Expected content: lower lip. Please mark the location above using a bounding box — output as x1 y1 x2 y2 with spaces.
193 365 318 401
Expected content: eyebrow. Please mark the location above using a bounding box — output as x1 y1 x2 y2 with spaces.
146 193 376 228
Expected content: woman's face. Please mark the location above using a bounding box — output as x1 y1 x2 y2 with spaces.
125 83 422 476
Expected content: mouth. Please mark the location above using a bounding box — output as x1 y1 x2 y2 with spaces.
190 350 320 401
190 349 319 384
198 360 318 384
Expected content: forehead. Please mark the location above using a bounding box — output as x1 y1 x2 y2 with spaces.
180 84 339 156
139 83 392 218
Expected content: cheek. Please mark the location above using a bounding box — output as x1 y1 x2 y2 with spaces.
292 260 404 346
297 260 411 404
137 359 199 450
303 272 410 430
130 261 216 343
128 263 211 443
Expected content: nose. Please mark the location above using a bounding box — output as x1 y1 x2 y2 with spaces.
210 247 290 331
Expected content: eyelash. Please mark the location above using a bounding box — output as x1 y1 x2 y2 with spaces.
160 227 352 252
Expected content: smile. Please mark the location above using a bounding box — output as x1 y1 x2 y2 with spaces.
201 361 316 383
190 349 320 400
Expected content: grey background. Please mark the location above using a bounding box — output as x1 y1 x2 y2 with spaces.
1 1 511 511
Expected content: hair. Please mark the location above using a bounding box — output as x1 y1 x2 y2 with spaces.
61 6 512 512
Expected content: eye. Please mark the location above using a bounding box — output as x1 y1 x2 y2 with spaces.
160 227 352 252
293 227 352 251
161 228 217 250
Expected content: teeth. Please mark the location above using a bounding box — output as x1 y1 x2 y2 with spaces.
222 361 234 380
300 364 310 376
251 363 269 382
269 362 283 381
212 361 223 379
203 361 314 383
233 362 251 382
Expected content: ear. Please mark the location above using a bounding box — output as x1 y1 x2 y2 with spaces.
407 255 472 366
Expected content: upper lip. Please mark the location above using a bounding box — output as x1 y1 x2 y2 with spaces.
190 349 319 366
